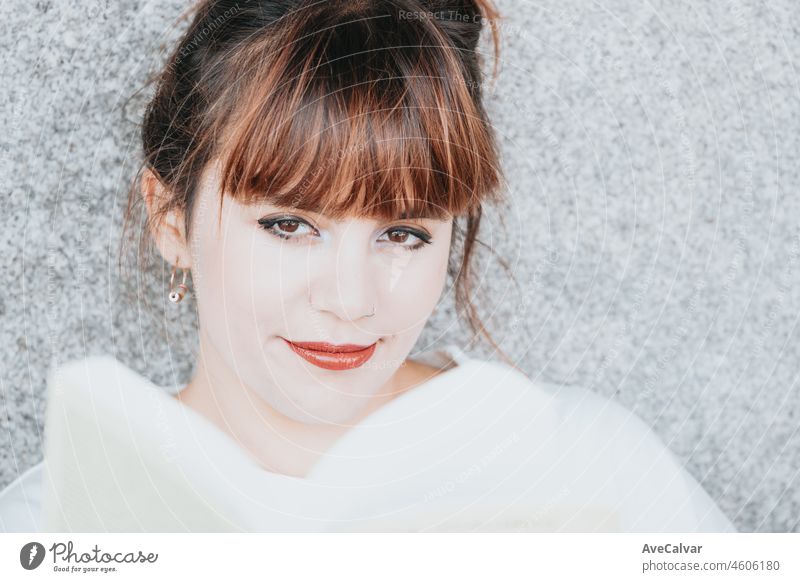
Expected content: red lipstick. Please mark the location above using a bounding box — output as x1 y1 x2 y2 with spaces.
282 339 377 371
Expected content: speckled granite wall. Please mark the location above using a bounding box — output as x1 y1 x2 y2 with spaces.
1 0 797 531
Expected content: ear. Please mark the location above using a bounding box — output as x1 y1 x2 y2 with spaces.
141 167 192 269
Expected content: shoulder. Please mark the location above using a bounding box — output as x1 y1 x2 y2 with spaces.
525 379 685 477
452 362 737 532
534 381 737 532
0 461 45 532
445 358 674 452
411 353 668 444
540 381 665 441
410 356 561 422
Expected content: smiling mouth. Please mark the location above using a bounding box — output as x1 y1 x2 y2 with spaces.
282 339 377 371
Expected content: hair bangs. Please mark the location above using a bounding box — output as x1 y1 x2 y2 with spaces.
212 0 502 221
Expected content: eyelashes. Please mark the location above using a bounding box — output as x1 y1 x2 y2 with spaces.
256 215 433 251
257 216 318 240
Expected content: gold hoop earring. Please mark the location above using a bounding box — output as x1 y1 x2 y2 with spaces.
168 261 189 304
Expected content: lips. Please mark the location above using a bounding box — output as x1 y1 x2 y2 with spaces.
282 339 377 371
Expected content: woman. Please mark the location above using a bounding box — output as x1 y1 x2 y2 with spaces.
0 0 735 532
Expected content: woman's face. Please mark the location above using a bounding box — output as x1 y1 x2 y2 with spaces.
184 161 453 424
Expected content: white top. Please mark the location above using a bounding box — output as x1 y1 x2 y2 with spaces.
0 344 736 532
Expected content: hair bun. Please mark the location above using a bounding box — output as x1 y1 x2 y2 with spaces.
415 0 500 79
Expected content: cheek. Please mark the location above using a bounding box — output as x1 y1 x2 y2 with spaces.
380 243 450 329
191 216 298 337
247 244 310 317
228 236 311 320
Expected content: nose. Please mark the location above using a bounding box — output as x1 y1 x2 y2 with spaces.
308 232 377 321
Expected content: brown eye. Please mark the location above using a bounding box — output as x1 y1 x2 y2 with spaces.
386 230 409 243
257 215 318 241
278 220 300 233
378 227 433 251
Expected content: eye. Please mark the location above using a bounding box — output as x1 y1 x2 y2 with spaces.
257 215 319 241
257 216 433 250
378 227 433 251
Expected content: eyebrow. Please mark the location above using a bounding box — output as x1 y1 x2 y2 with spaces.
262 202 445 221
